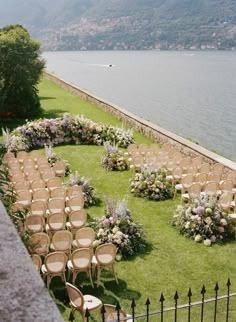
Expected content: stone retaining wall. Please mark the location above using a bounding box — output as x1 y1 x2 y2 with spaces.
0 201 64 322
44 72 236 173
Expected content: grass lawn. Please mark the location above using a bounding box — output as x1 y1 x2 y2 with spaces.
2 78 236 321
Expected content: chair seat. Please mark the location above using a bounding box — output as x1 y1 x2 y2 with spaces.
83 295 102 311
66 221 84 230
27 223 42 232
46 223 64 231
73 238 92 248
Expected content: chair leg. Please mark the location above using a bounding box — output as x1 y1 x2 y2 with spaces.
97 267 101 287
88 268 94 288
112 265 118 284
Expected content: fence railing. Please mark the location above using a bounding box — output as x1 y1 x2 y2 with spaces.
69 278 236 322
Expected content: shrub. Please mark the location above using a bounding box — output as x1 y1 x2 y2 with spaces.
130 166 173 201
172 195 235 246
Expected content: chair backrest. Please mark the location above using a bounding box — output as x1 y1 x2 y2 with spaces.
36 156 48 166
16 190 32 202
67 195 84 211
11 172 25 183
30 150 41 162
16 151 28 163
25 215 44 233
33 188 50 202
138 143 148 154
3 152 15 164
50 187 67 199
31 254 42 272
67 185 83 198
30 200 46 217
52 230 72 251
47 177 62 190
47 212 66 231
23 157 35 168
13 180 29 192
7 158 20 169
38 163 51 174
127 144 138 155
103 304 127 322
145 156 157 167
218 191 233 209
29 232 50 256
45 251 67 273
191 155 203 169
48 198 65 214
27 171 41 182
199 163 211 174
207 171 221 184
172 166 183 179
23 166 37 178
71 248 93 269
66 282 84 310
69 209 87 229
220 179 234 192
204 181 218 197
211 163 224 175
41 169 55 181
31 179 46 191
225 170 236 184
53 160 66 176
75 227 95 248
185 165 198 177
178 157 191 169
181 174 194 188
188 183 201 199
194 172 208 187
95 243 117 266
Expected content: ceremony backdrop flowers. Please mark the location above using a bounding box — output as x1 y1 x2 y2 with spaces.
130 166 173 201
89 196 147 259
172 195 235 246
2 113 134 152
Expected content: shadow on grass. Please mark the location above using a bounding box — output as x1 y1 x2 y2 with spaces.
42 109 68 118
0 119 26 132
40 96 56 100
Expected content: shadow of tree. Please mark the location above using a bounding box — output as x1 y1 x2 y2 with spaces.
39 96 56 100
42 109 68 118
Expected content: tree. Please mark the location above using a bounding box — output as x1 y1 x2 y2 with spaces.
0 24 45 118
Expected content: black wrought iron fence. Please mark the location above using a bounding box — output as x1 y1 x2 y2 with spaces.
68 278 236 322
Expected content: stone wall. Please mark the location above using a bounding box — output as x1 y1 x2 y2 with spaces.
44 72 236 173
0 201 64 322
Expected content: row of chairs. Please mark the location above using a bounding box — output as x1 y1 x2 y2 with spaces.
31 241 118 288
25 209 87 236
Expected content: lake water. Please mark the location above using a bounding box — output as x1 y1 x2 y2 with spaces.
43 51 236 160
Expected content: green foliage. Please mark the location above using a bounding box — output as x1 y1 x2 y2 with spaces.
0 24 45 118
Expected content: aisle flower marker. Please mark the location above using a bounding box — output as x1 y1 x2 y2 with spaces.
101 141 128 171
172 194 235 246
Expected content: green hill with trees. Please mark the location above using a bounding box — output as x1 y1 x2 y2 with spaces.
0 0 236 50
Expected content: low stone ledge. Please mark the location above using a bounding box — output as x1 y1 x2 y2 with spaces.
44 72 236 172
0 202 64 322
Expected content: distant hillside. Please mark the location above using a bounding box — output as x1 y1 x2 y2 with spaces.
0 0 236 50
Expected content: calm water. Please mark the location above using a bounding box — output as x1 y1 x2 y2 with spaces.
43 51 236 160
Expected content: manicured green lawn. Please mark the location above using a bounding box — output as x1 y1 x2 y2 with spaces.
3 78 236 321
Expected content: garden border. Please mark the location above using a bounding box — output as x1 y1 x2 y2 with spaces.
44 71 236 172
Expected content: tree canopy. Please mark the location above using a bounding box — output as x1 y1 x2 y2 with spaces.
0 24 45 118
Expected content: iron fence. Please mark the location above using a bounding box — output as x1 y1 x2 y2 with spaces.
69 278 236 322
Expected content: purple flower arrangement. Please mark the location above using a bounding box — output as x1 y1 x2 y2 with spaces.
172 195 235 246
89 196 147 259
101 141 128 171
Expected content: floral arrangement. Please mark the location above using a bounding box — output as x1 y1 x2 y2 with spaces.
44 144 71 176
101 141 128 171
3 113 134 152
66 170 100 207
130 166 173 201
89 196 147 259
172 195 235 246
